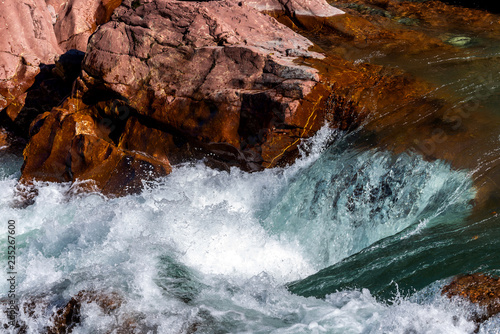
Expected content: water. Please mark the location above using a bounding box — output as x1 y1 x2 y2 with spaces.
0 125 497 333
1 7 500 334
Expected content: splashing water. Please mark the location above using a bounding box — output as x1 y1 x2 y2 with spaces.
0 127 490 333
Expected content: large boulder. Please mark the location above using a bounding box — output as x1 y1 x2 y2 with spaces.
21 0 345 194
81 0 333 164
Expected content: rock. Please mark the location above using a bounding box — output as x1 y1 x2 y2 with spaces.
1 290 147 333
245 0 344 17
330 0 500 39
21 0 343 195
80 0 329 164
22 0 466 196
21 98 171 196
0 0 121 141
0 0 62 121
48 290 123 334
269 8 447 59
442 273 500 323
53 0 123 52
447 36 472 47
7 50 85 137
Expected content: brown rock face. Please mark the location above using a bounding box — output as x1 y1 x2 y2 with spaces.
0 0 122 139
21 98 171 196
442 274 500 323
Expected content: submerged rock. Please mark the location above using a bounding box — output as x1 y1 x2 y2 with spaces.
446 36 472 47
442 273 500 323
48 290 123 334
1 290 126 333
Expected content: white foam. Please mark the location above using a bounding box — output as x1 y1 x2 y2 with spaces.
0 128 478 333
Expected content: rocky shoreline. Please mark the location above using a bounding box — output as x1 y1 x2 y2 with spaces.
2 0 499 198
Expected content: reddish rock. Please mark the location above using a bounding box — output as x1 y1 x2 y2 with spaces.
53 0 123 52
0 0 121 140
21 0 339 193
79 0 335 167
22 0 470 195
246 0 344 16
0 0 62 120
442 273 500 323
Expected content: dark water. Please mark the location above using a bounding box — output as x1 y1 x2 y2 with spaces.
440 0 500 14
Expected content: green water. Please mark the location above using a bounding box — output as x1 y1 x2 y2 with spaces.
288 7 500 309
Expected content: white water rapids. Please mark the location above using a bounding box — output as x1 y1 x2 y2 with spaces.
0 128 493 333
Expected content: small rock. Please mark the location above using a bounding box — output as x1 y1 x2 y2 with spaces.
442 273 500 323
447 36 472 47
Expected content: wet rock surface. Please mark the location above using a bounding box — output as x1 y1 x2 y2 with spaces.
1 290 128 333
20 0 343 192
21 97 172 196
48 290 124 334
442 273 500 325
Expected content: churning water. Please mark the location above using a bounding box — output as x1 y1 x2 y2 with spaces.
2 23 500 333
1 125 498 333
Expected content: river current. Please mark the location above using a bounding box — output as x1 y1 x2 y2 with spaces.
2 7 500 334
0 121 499 332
